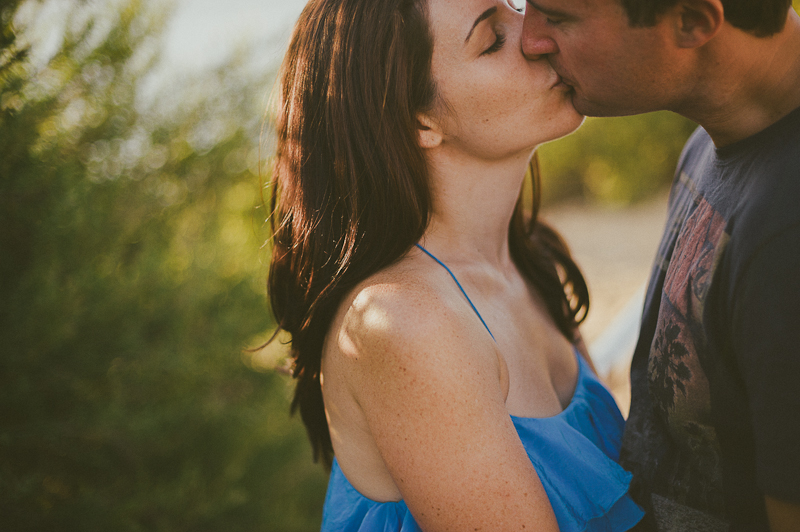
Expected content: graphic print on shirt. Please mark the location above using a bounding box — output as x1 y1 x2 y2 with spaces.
648 194 730 515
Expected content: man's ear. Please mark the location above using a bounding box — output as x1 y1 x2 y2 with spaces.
416 113 443 149
673 0 724 48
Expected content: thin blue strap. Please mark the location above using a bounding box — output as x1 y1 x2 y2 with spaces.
415 243 496 341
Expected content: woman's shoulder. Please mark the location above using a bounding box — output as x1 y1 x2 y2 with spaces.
337 259 465 357
327 252 496 377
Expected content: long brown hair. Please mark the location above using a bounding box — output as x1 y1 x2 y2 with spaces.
268 0 589 469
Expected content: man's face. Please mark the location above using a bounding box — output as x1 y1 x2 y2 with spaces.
522 0 680 117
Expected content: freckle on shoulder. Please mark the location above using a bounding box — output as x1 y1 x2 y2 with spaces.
340 271 446 354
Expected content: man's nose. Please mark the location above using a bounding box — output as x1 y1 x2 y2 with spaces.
521 11 559 60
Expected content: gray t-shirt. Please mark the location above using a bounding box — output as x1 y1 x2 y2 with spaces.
620 105 800 531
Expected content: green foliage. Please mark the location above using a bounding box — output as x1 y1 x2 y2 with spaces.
0 1 325 530
539 112 697 205
0 0 26 76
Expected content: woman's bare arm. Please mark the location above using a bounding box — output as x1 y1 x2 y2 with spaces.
337 281 559 532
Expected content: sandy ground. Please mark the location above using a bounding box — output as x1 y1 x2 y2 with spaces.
541 192 670 415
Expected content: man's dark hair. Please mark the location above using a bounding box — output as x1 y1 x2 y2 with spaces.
621 0 793 36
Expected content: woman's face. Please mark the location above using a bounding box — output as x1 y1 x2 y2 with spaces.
425 0 583 159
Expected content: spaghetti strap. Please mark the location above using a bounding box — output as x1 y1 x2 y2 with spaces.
415 243 496 341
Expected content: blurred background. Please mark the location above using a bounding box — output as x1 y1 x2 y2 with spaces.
3 0 796 530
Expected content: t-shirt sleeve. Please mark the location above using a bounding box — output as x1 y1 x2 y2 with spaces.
733 221 800 503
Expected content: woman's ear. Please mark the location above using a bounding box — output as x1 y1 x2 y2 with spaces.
416 113 443 149
672 0 724 48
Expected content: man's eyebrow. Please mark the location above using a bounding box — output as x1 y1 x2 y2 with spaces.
525 0 568 18
465 6 497 43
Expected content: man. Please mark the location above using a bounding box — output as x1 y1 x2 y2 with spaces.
521 0 800 530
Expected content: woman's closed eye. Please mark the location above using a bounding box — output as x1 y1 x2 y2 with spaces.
482 31 507 55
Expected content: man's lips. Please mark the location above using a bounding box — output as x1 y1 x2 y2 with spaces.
549 63 575 90
551 74 573 90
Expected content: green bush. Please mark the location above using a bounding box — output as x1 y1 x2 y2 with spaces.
0 2 325 530
539 113 697 205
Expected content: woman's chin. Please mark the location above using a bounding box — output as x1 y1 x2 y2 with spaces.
553 113 587 143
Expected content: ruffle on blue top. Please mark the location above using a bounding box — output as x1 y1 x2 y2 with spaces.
320 353 644 532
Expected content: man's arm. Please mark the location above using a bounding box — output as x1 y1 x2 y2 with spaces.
733 223 800 530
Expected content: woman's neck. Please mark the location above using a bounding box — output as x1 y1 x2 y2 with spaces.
420 147 533 267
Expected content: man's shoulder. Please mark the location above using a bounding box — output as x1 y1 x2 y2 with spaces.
677 125 713 168
671 109 800 252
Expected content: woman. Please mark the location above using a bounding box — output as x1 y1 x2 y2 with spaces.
268 0 644 530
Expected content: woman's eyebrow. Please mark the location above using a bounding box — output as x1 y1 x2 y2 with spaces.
465 6 497 43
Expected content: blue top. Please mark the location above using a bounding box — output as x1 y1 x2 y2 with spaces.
320 245 644 531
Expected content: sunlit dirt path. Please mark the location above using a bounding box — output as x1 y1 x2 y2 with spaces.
542 192 670 415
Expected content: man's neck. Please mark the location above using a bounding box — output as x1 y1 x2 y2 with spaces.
677 10 800 147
